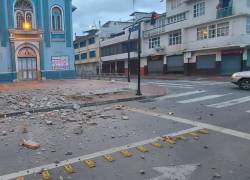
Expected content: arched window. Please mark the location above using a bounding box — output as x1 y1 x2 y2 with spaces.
26 12 32 25
14 0 34 29
16 12 24 29
52 6 63 31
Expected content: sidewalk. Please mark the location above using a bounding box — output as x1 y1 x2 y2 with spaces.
0 79 166 115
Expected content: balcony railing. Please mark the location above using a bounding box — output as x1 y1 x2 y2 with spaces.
217 6 233 19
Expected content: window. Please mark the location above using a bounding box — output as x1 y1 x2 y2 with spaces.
167 13 186 24
80 41 86 47
89 50 96 58
247 18 250 34
74 43 79 49
88 37 95 45
52 6 63 31
169 30 182 46
217 22 229 37
14 0 34 29
197 26 208 40
208 25 216 38
171 0 182 9
75 54 80 60
196 22 229 40
16 12 24 29
149 37 160 49
81 53 87 60
194 1 205 18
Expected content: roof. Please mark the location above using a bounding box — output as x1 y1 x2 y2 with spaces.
130 11 152 16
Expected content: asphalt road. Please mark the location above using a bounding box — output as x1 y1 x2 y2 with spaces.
1 79 250 180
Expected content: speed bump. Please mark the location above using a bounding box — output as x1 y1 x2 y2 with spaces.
84 160 96 168
174 135 187 141
103 154 115 162
151 141 162 148
120 149 133 157
198 129 209 134
41 170 51 180
187 132 200 139
163 136 176 144
16 177 24 180
64 164 75 174
136 146 148 153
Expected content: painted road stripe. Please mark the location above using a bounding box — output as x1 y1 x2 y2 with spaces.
156 90 206 101
246 110 250 113
146 82 194 89
178 94 231 104
128 107 250 141
0 127 201 180
207 96 250 108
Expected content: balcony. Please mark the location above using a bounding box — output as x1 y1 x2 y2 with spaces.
216 6 233 19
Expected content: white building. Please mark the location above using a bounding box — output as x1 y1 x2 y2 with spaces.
100 12 152 75
100 27 139 74
141 0 250 75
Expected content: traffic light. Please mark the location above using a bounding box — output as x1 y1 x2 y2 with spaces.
151 12 160 25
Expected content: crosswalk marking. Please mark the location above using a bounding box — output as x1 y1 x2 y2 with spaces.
146 82 194 89
178 94 231 104
156 90 206 101
207 96 250 108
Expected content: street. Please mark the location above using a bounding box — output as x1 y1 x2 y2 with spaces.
0 79 250 180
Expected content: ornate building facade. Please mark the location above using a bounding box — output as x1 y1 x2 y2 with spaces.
0 0 75 82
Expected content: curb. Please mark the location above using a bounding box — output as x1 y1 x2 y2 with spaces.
0 95 162 119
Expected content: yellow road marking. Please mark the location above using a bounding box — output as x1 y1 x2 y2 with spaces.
64 164 75 174
198 128 209 134
103 154 115 162
16 177 24 180
174 135 187 141
163 136 176 144
41 170 51 180
136 146 148 153
84 160 96 168
151 141 162 148
188 132 200 138
120 149 133 157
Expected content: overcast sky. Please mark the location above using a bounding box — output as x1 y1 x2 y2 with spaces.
72 0 166 36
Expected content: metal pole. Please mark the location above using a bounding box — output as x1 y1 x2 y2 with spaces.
127 30 131 82
136 22 142 96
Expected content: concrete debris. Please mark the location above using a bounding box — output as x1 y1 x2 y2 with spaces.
45 120 53 125
65 151 73 156
1 131 7 136
114 105 123 110
213 173 221 178
122 116 129 120
139 170 145 175
22 139 41 150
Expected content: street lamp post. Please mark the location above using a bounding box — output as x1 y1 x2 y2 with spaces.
127 30 131 82
136 22 142 96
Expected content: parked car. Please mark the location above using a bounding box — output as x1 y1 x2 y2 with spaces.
231 71 250 90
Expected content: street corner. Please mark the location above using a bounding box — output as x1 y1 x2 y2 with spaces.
0 104 192 177
1 121 213 180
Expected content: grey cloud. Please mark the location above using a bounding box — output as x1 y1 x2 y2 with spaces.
72 0 165 35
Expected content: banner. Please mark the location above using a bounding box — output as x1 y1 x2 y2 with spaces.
52 56 69 70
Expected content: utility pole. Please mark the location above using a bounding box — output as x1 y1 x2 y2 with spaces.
136 22 142 96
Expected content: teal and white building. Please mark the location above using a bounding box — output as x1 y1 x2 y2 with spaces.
0 0 76 83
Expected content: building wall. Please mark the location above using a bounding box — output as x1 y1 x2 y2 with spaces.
141 0 250 75
0 0 75 82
